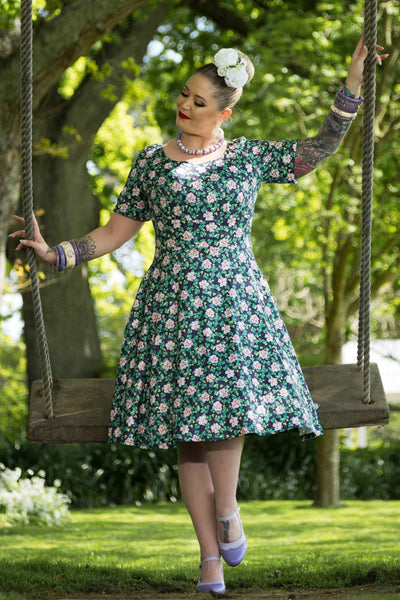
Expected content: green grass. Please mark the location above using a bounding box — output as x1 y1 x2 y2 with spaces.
0 500 400 598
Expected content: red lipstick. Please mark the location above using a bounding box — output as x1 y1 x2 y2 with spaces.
178 111 190 120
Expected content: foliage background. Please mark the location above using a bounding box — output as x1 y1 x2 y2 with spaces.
0 0 399 505
2 422 400 507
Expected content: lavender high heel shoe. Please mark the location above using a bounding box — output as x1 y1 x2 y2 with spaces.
217 506 248 566
196 556 226 594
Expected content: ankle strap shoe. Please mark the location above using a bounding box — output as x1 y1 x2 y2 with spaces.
217 506 248 566
196 556 226 594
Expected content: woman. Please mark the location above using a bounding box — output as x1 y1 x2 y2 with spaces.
13 35 387 594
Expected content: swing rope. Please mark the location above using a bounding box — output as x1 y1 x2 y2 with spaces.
20 0 54 418
357 0 377 404
20 0 377 419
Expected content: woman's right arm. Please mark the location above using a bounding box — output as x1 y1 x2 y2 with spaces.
12 212 145 266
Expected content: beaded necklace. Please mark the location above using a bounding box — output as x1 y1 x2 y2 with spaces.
176 130 225 156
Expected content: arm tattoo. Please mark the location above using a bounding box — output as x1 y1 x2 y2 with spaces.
77 235 96 262
295 111 353 178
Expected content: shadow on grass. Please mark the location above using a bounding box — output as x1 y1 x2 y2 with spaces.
1 502 400 598
1 557 400 599
0 559 190 598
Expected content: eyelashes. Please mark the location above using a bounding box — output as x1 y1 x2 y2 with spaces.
179 91 205 108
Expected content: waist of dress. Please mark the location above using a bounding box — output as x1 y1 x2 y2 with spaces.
153 236 252 262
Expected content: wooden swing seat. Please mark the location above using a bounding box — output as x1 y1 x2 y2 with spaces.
28 362 389 444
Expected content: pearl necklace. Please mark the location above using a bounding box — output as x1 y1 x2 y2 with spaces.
176 130 225 156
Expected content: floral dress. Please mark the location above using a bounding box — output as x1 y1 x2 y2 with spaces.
108 137 324 449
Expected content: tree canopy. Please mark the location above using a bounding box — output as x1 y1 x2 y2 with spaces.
0 0 399 505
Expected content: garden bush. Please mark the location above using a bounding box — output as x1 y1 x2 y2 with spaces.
0 463 70 525
238 433 318 500
0 332 27 441
0 431 316 507
0 434 179 507
340 442 400 499
2 430 400 508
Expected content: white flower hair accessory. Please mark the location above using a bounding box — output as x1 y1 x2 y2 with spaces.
213 48 249 88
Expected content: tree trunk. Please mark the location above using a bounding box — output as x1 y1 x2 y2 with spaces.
2 114 22 295
22 139 103 384
314 300 346 507
22 267 102 384
315 429 340 506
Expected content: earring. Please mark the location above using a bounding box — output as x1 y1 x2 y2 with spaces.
212 123 224 140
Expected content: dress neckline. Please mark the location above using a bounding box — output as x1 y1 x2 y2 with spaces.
159 140 231 166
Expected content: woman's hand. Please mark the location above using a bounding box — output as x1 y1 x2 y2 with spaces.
345 34 389 97
10 214 57 265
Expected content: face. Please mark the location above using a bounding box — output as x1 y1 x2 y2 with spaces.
176 73 231 137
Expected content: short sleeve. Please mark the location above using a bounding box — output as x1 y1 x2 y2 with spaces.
114 149 151 222
245 139 298 184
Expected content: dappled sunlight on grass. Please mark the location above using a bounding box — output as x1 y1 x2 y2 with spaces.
1 501 400 594
231 501 400 587
1 503 197 567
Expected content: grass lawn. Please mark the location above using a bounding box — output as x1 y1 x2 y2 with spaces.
0 500 399 598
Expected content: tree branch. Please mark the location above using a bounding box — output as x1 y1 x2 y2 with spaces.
35 3 170 148
109 252 129 278
252 0 270 10
1 0 154 109
181 0 249 37
347 267 399 318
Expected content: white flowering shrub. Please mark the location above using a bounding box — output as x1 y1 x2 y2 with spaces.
0 463 71 526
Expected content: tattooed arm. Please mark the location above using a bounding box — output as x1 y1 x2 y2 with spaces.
12 212 145 265
72 213 145 263
294 34 388 179
294 110 353 178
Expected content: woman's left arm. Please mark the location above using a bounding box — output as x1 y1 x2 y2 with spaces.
295 35 388 178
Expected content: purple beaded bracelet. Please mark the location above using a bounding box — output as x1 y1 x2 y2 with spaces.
70 239 82 266
330 87 363 121
53 240 82 272
54 246 60 271
335 88 363 112
55 244 66 271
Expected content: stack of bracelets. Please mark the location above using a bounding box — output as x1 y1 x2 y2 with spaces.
330 86 363 120
54 241 83 271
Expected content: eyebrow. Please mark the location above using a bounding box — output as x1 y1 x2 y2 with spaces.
184 84 207 103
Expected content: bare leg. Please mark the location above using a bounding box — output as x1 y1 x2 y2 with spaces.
178 436 245 582
203 436 245 543
178 442 221 583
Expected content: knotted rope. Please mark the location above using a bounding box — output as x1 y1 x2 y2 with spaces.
20 0 54 418
357 0 377 404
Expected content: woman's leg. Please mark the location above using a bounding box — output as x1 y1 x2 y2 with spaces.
178 436 245 581
178 442 221 582
203 436 245 543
